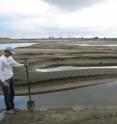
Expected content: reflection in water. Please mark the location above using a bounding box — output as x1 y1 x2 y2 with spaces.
36 66 117 72
1 81 117 110
0 95 27 110
31 81 117 110
0 112 5 121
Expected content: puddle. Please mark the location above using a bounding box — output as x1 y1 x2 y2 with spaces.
71 43 117 47
36 66 117 72
0 95 27 110
0 43 37 50
1 81 117 110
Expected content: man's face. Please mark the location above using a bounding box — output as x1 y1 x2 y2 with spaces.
5 51 12 57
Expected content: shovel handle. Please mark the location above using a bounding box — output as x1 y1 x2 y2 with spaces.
25 59 32 102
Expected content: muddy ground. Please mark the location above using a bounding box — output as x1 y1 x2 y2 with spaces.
1 38 117 123
1 108 117 124
1 38 117 95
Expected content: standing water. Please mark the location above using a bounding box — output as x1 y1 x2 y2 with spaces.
36 66 117 72
1 81 117 110
0 43 37 50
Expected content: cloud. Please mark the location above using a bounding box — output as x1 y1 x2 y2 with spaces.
12 0 117 32
0 0 50 16
0 0 117 38
43 0 107 11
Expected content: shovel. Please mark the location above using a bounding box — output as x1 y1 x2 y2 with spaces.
25 59 35 112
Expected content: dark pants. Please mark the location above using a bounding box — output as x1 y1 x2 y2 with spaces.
3 77 15 110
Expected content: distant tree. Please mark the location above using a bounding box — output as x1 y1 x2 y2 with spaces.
49 36 52 39
104 37 107 40
52 35 54 39
94 36 99 40
81 37 84 39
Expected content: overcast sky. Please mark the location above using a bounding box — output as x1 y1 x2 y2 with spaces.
0 0 117 38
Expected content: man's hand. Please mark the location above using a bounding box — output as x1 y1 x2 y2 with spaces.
2 81 9 89
24 60 29 67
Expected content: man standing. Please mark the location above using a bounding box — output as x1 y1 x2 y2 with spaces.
0 47 25 114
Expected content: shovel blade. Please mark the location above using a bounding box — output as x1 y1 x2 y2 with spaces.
27 101 35 112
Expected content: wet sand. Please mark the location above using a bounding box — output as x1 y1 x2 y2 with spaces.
0 111 5 122
1 38 117 123
1 38 117 95
1 108 117 124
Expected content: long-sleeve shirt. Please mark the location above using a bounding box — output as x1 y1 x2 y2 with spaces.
0 55 24 83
